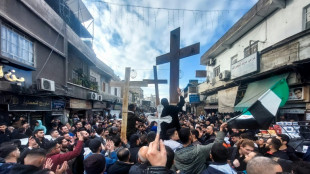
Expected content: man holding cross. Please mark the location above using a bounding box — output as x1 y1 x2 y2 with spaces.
127 104 144 141
160 88 185 140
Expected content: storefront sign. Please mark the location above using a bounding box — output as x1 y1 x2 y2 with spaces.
8 96 51 111
288 87 304 100
206 94 218 104
231 52 259 79
0 64 32 87
69 99 91 109
189 94 200 103
114 104 122 110
279 108 305 114
93 101 107 109
52 100 65 110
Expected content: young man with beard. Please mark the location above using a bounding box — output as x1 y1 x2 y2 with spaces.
203 126 216 145
46 131 84 173
277 134 300 161
34 129 50 150
265 137 289 160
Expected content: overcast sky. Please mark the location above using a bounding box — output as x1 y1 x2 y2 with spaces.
83 0 258 100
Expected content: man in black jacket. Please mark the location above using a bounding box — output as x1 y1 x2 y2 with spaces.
0 123 11 145
160 88 185 140
127 104 143 141
108 148 133 174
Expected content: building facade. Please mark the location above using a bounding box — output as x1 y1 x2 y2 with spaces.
0 0 120 128
199 0 310 121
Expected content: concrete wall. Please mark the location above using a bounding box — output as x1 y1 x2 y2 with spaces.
205 0 310 82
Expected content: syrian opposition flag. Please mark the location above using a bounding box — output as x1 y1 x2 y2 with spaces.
228 78 289 129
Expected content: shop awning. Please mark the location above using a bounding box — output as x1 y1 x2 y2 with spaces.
204 105 218 109
218 86 238 113
234 74 289 112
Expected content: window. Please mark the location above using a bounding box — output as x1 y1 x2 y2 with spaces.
305 5 310 30
89 75 96 82
214 66 220 77
231 55 238 65
244 41 258 57
72 70 78 80
1 25 34 66
114 88 117 96
102 82 106 92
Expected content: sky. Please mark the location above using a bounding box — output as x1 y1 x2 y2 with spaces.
82 0 258 100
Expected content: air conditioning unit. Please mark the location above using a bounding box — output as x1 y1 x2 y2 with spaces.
38 78 55 92
219 70 231 81
88 92 98 100
207 59 216 66
97 95 103 101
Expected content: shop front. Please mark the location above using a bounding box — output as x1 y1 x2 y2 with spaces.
7 95 52 128
67 98 92 120
92 101 108 118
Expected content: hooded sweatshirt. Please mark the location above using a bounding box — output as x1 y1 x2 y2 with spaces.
174 131 225 174
33 120 47 134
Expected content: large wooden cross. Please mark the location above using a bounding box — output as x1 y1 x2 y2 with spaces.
143 66 168 106
111 67 149 140
156 27 200 104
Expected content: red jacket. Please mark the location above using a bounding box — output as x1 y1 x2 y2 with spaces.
47 140 83 173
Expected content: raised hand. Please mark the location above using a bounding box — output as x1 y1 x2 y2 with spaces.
76 132 84 141
146 133 167 167
55 161 69 174
220 122 228 132
44 158 53 169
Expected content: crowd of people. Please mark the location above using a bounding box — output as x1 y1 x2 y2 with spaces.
1 99 310 174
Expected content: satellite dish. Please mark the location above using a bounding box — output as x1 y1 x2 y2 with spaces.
131 69 137 79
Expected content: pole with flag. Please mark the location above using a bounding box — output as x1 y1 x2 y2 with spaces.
228 78 289 129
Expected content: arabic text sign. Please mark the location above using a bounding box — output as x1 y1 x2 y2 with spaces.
231 52 259 79
8 96 52 111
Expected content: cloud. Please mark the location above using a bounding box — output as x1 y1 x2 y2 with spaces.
83 0 258 99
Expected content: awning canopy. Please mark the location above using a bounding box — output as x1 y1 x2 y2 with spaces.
66 0 93 22
234 73 289 112
218 86 238 113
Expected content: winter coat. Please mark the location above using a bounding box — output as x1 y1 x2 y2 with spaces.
33 120 47 134
174 131 225 174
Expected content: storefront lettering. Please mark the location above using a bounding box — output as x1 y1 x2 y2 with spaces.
0 65 25 82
